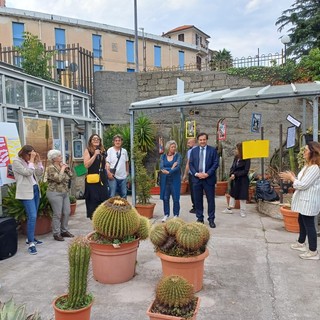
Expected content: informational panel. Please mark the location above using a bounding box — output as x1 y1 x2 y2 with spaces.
242 140 269 159
0 122 21 186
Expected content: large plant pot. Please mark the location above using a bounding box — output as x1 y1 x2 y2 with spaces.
146 297 200 320
70 203 77 216
21 215 52 236
280 206 299 233
87 232 139 284
150 186 160 195
135 203 156 219
216 181 228 196
180 181 188 194
53 294 93 320
156 249 209 293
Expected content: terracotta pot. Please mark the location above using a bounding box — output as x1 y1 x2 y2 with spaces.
247 187 255 203
146 297 200 320
225 194 240 209
70 203 77 216
156 249 209 293
280 206 299 233
53 294 93 320
87 232 139 284
180 181 188 194
21 215 52 236
135 203 156 219
150 186 160 195
215 181 228 196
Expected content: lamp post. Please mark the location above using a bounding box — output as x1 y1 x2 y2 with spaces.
281 35 290 64
139 27 146 71
134 0 139 72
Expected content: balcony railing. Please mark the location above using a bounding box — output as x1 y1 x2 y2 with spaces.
0 43 94 96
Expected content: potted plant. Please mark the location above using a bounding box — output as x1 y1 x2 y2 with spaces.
146 275 201 320
69 195 77 216
133 114 157 218
2 181 53 235
150 218 210 292
280 197 299 233
0 297 42 319
53 236 93 320
87 196 150 284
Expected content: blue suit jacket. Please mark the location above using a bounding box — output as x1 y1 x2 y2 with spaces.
189 145 219 185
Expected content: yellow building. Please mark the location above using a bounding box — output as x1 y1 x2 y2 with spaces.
0 4 211 73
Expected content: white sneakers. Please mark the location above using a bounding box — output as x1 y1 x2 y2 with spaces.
299 250 320 260
161 215 169 222
222 208 233 214
290 242 307 252
240 210 246 218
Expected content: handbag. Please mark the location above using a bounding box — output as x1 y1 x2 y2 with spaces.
109 148 122 176
255 180 279 202
86 173 100 184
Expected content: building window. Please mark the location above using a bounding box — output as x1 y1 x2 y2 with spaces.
178 51 185 70
92 34 102 58
195 34 199 46
154 45 161 67
55 28 66 50
178 33 184 42
127 68 135 73
12 22 24 47
126 40 134 64
94 64 103 72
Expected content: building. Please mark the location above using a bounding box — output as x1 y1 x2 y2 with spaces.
0 3 212 73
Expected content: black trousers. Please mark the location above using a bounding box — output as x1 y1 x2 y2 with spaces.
298 214 317 251
188 173 195 209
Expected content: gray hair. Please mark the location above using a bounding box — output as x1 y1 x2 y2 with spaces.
47 149 62 161
165 140 178 153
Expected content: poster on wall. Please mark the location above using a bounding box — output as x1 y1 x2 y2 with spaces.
0 122 21 185
185 121 196 138
251 113 262 133
217 119 227 141
24 117 53 161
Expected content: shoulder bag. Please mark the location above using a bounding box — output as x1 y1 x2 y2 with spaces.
109 148 122 175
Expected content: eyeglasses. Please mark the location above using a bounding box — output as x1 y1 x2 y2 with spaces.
92 137 101 141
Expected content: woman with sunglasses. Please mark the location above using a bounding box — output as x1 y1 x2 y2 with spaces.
83 134 109 219
12 145 44 255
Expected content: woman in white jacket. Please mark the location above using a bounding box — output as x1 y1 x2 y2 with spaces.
280 141 320 260
12 145 44 255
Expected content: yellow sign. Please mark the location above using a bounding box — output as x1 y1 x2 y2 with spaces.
242 140 269 159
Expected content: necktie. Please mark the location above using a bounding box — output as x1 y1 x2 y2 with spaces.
199 147 204 172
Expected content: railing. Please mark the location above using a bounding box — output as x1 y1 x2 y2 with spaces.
145 52 285 73
0 43 94 96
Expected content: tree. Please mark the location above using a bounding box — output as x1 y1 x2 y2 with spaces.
17 32 54 81
209 49 233 70
275 0 320 59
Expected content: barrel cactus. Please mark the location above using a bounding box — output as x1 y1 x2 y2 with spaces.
136 215 151 240
150 275 198 318
150 219 210 257
92 197 141 241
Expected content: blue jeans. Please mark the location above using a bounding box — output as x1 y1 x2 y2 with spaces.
21 184 40 243
109 177 127 198
163 178 180 217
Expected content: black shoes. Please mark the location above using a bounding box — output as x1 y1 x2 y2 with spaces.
196 219 204 224
53 234 64 241
209 221 216 228
61 231 74 238
189 208 196 214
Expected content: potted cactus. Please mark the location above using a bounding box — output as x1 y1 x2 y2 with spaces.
87 196 150 284
150 219 210 292
146 275 201 320
53 236 93 320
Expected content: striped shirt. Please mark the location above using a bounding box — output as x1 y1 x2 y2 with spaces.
291 165 320 216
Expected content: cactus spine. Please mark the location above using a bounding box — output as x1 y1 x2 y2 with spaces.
66 236 91 309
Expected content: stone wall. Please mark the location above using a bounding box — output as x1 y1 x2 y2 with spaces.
94 70 313 175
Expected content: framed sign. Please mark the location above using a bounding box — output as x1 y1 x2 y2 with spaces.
217 119 226 141
251 113 262 133
185 121 196 138
286 126 296 149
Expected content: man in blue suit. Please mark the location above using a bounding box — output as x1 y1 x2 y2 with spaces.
189 132 219 228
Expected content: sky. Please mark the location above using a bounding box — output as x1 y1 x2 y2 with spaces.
6 0 294 58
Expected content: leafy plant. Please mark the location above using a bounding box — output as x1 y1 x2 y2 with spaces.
55 236 93 310
0 297 41 319
17 32 54 81
2 182 52 222
150 219 210 257
69 195 77 204
134 113 156 153
149 275 198 319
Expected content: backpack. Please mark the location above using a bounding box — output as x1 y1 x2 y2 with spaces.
255 180 279 202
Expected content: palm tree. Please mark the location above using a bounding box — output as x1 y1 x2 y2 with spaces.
209 49 233 70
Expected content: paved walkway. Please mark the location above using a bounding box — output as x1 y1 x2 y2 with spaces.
0 194 319 320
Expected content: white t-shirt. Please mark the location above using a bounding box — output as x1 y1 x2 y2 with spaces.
106 147 129 179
